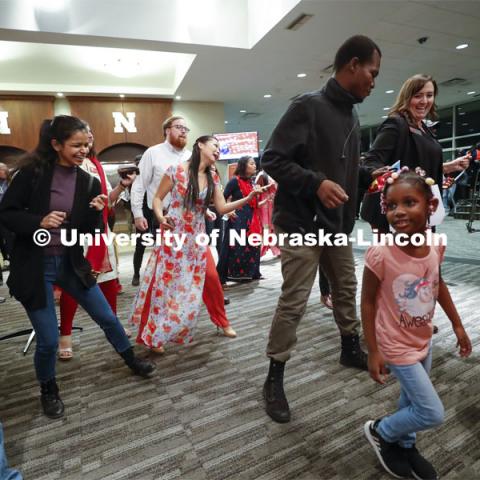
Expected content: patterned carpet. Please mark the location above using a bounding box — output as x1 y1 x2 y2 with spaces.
0 220 479 479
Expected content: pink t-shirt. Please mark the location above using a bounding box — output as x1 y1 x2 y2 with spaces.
364 244 445 365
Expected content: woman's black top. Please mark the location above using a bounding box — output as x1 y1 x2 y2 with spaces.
363 114 443 187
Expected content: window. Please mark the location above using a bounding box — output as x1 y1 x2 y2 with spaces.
456 100 480 137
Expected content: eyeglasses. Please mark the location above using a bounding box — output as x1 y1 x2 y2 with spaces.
170 125 190 133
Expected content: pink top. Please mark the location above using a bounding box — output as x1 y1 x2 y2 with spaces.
365 244 445 365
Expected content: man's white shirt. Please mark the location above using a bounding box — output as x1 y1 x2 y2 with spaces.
130 141 191 218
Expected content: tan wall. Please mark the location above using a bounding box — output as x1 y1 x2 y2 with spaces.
172 100 226 181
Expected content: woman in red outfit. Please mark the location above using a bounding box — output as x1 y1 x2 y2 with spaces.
129 136 263 353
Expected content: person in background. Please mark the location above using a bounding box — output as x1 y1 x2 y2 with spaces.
0 116 155 419
261 35 382 423
130 116 191 286
255 170 280 257
217 156 263 284
58 124 136 360
0 163 12 292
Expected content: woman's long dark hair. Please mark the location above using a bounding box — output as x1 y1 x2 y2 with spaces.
17 115 88 175
184 135 216 212
234 156 254 179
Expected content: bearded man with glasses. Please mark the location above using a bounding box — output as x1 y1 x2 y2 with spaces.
130 116 191 286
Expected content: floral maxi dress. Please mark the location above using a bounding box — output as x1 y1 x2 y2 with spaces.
129 164 216 348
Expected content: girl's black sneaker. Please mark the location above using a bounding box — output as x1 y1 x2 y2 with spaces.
402 445 438 480
364 419 411 478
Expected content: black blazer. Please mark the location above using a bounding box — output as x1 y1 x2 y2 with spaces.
363 114 443 187
0 163 103 309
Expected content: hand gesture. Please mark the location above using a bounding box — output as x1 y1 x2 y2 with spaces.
159 215 175 231
89 194 108 211
317 179 349 208
454 325 472 358
454 154 471 171
368 350 389 385
371 166 390 179
134 217 149 232
247 185 263 200
119 173 136 188
205 209 217 222
40 211 67 229
227 211 238 220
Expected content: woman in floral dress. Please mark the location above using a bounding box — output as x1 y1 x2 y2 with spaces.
129 136 262 351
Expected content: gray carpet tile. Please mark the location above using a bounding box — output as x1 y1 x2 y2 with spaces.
0 218 479 479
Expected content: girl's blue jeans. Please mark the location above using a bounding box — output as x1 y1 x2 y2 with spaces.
377 346 445 448
25 255 131 383
0 422 22 480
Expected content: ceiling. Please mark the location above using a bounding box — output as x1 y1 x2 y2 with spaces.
0 0 479 145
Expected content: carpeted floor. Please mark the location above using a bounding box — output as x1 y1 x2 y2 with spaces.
0 219 479 479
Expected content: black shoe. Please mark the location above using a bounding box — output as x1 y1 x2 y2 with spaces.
403 445 438 480
131 274 140 287
40 379 65 419
340 334 368 370
120 347 155 378
364 420 411 478
263 359 290 423
224 296 230 305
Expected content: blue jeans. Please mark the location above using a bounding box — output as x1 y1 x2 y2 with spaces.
377 347 444 448
0 422 22 480
25 255 131 383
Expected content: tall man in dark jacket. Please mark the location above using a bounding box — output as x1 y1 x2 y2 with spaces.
261 35 381 423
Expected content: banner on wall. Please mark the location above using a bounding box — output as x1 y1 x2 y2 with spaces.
215 131 259 161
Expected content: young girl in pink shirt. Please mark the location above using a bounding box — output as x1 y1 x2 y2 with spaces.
361 169 472 480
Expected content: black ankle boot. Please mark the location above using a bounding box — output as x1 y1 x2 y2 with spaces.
340 334 368 370
40 378 64 419
120 347 155 378
263 359 290 423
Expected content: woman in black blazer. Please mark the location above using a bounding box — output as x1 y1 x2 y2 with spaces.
362 74 470 231
0 116 154 419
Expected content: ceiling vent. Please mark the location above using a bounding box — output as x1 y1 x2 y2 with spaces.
286 13 314 31
439 77 469 87
242 112 261 119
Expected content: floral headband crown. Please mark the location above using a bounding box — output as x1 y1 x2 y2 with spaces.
380 166 436 214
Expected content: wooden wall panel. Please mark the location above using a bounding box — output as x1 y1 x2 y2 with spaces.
123 100 172 147
0 96 55 151
69 97 172 152
69 97 125 152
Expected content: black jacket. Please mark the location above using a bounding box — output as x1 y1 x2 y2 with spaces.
0 164 102 309
261 78 361 235
363 114 443 187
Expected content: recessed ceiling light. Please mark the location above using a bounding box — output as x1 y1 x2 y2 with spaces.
224 120 229 124
297 73 307 78
385 90 394 94
467 91 476 95
456 43 469 50
119 94 125 98
56 92 64 97
383 107 390 111
381 115 388 119
459 111 466 116
240 110 246 113
175 95 181 100
264 94 272 98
